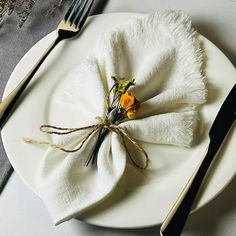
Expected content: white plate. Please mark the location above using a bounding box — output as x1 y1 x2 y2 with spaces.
2 13 236 228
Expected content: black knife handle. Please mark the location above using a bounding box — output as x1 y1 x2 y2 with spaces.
160 84 236 236
160 143 219 236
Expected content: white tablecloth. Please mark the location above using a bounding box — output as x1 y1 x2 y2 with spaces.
0 0 235 235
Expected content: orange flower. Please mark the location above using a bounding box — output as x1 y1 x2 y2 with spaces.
119 92 135 110
119 92 140 119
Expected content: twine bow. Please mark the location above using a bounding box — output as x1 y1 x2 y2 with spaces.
24 116 149 169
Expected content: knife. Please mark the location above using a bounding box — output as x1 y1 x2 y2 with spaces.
160 83 236 236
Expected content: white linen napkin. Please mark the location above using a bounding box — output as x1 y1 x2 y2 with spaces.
36 10 206 225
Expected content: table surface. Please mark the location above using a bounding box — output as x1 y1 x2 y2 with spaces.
0 0 236 235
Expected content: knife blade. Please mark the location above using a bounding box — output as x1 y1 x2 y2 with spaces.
160 83 236 236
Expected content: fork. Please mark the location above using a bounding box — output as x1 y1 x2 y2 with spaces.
0 0 94 128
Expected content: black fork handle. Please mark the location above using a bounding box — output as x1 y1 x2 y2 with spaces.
0 36 62 128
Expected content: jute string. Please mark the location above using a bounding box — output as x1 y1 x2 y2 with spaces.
24 116 149 169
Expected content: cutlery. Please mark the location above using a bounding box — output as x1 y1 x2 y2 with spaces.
0 0 94 128
160 84 236 236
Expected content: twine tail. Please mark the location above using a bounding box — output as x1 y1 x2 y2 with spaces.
23 126 100 153
109 125 149 169
23 137 71 152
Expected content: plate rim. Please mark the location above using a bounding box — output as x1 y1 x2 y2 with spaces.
2 12 236 228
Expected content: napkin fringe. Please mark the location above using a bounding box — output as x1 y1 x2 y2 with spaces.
173 110 198 147
145 11 207 105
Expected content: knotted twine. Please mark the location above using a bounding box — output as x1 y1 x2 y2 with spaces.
24 116 149 169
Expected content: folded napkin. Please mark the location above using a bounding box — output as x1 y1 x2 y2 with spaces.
35 10 206 225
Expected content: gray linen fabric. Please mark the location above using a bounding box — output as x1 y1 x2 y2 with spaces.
0 0 107 193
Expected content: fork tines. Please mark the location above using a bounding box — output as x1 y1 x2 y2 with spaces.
64 0 94 29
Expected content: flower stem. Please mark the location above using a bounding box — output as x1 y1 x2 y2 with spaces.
86 108 124 166
86 128 109 166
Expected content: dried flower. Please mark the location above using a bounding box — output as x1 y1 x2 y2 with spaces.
111 76 135 96
87 76 140 165
119 92 135 110
127 109 139 119
120 92 140 119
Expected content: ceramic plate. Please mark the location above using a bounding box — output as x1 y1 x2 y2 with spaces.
2 13 236 228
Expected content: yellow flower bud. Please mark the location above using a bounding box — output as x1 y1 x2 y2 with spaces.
127 109 138 119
